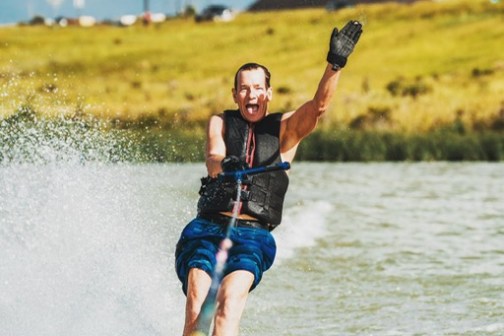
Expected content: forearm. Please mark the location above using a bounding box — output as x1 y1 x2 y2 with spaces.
206 153 225 178
280 21 362 150
313 20 362 114
280 64 341 147
312 63 341 116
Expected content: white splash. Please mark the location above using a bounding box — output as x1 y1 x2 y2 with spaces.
274 200 333 263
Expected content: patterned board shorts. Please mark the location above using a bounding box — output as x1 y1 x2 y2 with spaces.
175 216 277 295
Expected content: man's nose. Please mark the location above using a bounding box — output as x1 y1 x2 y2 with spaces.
248 89 257 99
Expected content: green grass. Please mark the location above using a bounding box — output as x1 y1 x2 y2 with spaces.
1 0 503 162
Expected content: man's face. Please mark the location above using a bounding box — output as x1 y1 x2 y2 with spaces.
232 68 272 123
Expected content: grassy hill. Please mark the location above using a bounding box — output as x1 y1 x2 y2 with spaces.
1 0 503 161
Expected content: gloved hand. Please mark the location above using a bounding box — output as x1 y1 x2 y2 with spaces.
221 155 249 172
326 20 363 71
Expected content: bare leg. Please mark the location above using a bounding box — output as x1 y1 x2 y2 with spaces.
183 268 212 336
212 270 254 336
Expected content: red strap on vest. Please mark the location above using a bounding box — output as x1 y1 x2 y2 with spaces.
238 124 256 215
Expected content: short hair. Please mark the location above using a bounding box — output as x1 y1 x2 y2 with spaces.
234 62 271 90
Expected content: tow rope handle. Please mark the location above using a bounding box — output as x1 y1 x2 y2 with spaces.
218 161 290 180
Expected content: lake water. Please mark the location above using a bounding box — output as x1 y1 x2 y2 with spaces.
1 162 503 336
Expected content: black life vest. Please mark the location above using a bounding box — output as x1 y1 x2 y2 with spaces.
197 110 289 228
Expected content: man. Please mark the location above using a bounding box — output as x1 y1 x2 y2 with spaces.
175 21 363 336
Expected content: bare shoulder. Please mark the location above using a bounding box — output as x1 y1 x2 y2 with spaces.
209 113 224 123
279 102 319 161
279 110 297 134
279 103 312 136
207 113 225 134
280 111 296 120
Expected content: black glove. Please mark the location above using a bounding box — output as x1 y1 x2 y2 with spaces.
221 155 249 172
327 20 363 71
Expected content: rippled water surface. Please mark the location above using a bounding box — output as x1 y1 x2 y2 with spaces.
1 162 503 336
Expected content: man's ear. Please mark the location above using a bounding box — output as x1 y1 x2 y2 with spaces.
266 87 273 101
232 88 238 103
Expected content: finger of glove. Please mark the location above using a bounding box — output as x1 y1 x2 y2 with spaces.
341 20 363 43
329 27 338 47
331 27 339 37
349 23 363 43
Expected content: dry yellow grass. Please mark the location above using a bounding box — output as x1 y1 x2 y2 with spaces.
0 0 503 133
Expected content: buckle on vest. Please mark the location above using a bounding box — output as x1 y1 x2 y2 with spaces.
240 190 251 201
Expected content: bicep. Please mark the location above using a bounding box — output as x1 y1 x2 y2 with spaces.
206 115 226 156
281 101 319 152
206 115 226 176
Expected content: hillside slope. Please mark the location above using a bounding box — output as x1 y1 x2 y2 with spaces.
0 0 503 134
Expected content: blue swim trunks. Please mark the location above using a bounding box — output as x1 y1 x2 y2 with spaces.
175 216 277 295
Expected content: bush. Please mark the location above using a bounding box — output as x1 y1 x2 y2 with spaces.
386 77 433 98
296 129 504 162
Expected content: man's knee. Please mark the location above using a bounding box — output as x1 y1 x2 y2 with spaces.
216 271 254 319
218 291 247 317
186 268 212 313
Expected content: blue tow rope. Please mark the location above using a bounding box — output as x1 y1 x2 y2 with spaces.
190 161 290 336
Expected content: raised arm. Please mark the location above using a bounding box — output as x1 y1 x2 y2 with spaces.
280 21 363 158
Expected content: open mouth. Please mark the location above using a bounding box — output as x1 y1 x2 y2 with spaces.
245 104 259 113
